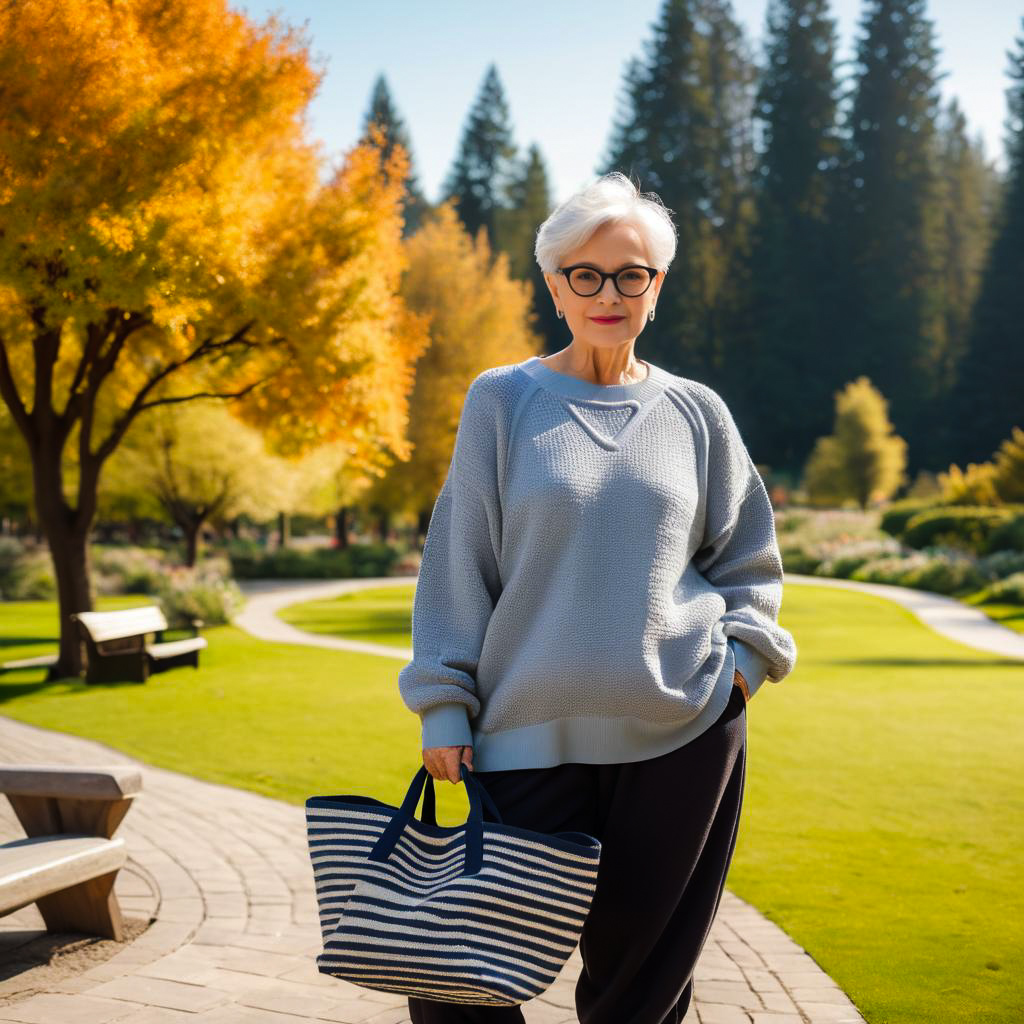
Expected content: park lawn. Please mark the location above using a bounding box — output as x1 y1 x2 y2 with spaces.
966 598 1024 635
277 583 416 647
1 584 1021 1024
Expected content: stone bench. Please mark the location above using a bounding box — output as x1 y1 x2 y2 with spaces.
0 764 143 940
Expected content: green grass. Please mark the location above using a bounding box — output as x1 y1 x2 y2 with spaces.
1 583 1022 1024
277 584 416 646
969 599 1024 635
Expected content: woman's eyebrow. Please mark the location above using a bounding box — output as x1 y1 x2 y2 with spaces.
571 261 647 270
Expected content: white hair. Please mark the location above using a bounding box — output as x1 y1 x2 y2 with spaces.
534 171 678 275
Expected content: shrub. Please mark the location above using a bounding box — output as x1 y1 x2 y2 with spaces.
976 550 1024 582
902 550 986 594
13 551 57 599
851 549 984 594
813 537 905 578
851 552 932 586
775 508 812 535
154 557 244 628
986 512 1024 554
0 537 24 599
91 545 169 596
228 542 401 580
879 499 939 538
983 571 1024 604
901 506 1014 554
778 539 825 574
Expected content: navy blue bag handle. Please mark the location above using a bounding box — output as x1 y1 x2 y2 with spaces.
369 763 504 876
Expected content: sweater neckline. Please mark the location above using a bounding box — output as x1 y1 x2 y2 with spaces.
518 354 669 403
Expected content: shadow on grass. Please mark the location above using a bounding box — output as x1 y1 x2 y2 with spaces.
830 655 1024 669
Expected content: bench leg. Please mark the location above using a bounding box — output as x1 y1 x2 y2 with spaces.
35 869 125 941
7 794 135 841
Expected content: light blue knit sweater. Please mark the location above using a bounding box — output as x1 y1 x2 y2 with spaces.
398 354 798 772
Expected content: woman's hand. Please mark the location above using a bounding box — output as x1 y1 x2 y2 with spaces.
733 668 750 704
423 744 474 784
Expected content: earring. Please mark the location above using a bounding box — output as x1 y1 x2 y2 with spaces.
648 307 656 321
556 309 564 319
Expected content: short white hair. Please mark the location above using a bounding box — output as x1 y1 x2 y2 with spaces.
534 171 678 275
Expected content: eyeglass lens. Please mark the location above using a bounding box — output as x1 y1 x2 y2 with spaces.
568 267 651 297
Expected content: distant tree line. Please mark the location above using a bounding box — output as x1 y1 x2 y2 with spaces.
361 0 1024 480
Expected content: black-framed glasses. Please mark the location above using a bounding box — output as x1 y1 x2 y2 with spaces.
558 263 659 298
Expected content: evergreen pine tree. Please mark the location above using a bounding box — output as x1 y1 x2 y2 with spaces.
494 144 560 351
598 0 755 387
947 19 1024 464
439 64 519 250
828 0 945 468
358 74 433 237
735 0 843 475
919 97 995 467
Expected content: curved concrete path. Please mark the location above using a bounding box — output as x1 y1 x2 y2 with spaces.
234 572 1024 662
18 571 1001 1023
784 572 1024 659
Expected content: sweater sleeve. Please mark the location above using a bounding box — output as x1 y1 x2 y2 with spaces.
691 391 797 701
398 375 504 749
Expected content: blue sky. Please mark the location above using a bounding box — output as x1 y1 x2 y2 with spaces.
233 1 1022 204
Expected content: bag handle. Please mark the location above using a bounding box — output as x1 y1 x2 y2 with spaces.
368 763 504 876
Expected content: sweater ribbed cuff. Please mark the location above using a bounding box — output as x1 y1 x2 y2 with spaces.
420 702 474 750
729 636 773 701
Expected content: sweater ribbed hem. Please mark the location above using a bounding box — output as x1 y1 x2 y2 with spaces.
468 640 737 771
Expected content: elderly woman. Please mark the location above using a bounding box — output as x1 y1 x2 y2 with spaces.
400 171 797 1024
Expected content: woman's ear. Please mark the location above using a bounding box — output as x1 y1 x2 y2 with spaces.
542 272 561 308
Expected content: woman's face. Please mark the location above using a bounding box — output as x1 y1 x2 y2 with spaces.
544 220 664 349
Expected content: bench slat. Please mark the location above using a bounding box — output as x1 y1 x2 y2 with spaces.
145 637 208 660
0 835 126 916
0 766 143 800
72 606 169 642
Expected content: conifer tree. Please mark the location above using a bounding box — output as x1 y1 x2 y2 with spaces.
598 0 756 386
494 144 558 350
735 0 843 474
440 64 520 250
933 98 996 397
359 74 433 237
828 0 945 463
947 19 1024 465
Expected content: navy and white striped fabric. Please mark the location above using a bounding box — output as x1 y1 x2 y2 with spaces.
305 763 602 1006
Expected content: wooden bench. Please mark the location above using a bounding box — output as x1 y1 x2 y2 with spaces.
0 765 143 940
69 605 207 683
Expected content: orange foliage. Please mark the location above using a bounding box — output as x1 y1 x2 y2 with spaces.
0 0 427 476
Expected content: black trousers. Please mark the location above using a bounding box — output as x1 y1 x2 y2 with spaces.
408 683 748 1024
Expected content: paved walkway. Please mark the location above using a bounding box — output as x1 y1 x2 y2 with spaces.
0 716 861 1024
785 572 1024 659
15 567 1004 1022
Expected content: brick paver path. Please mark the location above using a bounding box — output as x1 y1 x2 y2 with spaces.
0 577 870 1023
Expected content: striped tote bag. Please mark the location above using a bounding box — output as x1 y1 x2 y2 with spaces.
305 761 602 1006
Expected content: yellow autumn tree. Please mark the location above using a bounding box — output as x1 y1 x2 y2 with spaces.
936 461 1001 506
0 0 429 678
99 399 294 566
992 426 1024 503
372 201 539 537
803 376 908 509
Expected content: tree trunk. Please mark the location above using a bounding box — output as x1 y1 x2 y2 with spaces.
30 447 95 682
335 506 351 549
184 521 201 568
277 510 290 549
